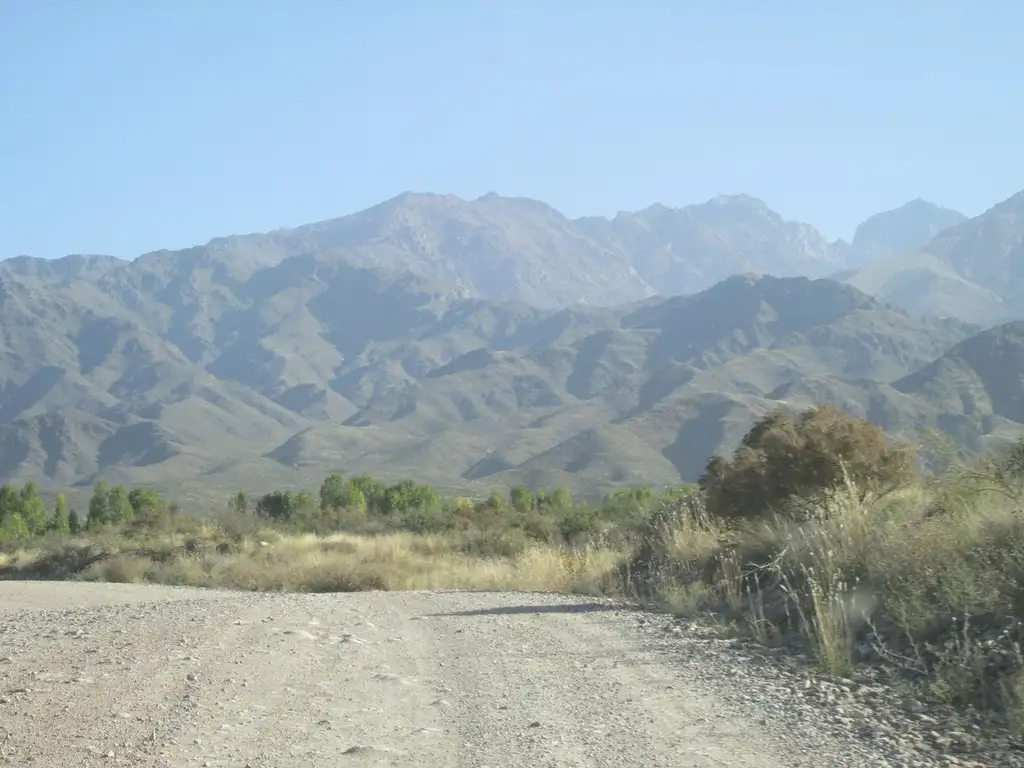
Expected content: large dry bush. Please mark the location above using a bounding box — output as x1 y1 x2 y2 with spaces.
699 405 916 522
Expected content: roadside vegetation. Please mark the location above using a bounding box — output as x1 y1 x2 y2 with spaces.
2 404 1024 729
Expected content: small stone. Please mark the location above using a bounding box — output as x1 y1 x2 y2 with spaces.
900 697 926 714
927 730 950 747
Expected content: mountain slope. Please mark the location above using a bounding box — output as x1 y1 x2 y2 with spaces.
838 190 1024 325
892 321 1024 452
848 199 967 266
0 269 308 489
575 195 844 298
20 192 857 310
8 187 1024 499
0 239 982 499
841 250 1007 326
282 192 656 307
923 191 1024 313
277 191 858 304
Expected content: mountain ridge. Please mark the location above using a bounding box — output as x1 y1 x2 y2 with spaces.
3 189 1024 502
8 191 952 309
0 253 988 500
840 190 1024 326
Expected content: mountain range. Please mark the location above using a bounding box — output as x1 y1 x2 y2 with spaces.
2 188 1023 503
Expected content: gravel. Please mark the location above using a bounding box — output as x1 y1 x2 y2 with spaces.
0 582 1019 767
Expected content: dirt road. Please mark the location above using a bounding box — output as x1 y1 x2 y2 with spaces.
0 582 913 767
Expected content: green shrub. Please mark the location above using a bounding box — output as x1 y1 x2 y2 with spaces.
699 404 916 522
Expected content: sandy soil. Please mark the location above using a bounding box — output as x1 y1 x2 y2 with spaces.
0 582 931 767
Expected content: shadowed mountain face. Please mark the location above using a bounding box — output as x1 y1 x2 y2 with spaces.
891 321 1024 452
2 189 1022 500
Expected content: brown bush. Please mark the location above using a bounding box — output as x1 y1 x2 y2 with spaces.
699 405 916 522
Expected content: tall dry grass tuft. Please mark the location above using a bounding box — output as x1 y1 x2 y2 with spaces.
619 494 727 615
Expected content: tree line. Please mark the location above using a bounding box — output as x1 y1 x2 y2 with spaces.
0 404 936 544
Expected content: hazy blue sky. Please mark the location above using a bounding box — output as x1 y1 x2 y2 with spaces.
2 2 1021 259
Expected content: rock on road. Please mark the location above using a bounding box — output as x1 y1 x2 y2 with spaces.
0 582 904 767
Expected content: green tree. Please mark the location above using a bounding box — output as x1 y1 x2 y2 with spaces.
0 512 29 542
558 506 598 543
410 483 439 509
128 487 163 516
107 486 134 525
510 485 533 513
385 480 418 513
485 489 504 511
18 482 47 535
380 481 412 513
340 483 367 514
324 479 367 514
87 482 110 528
68 508 82 534
550 488 573 508
349 474 386 510
50 493 70 535
319 473 347 510
255 490 299 521
125 486 169 529
604 487 653 506
0 484 19 522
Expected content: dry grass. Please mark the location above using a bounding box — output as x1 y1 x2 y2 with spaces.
2 528 627 597
626 468 1024 722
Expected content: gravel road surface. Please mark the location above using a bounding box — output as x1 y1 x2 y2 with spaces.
0 582 952 767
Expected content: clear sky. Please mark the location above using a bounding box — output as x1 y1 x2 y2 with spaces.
2 1 1021 259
